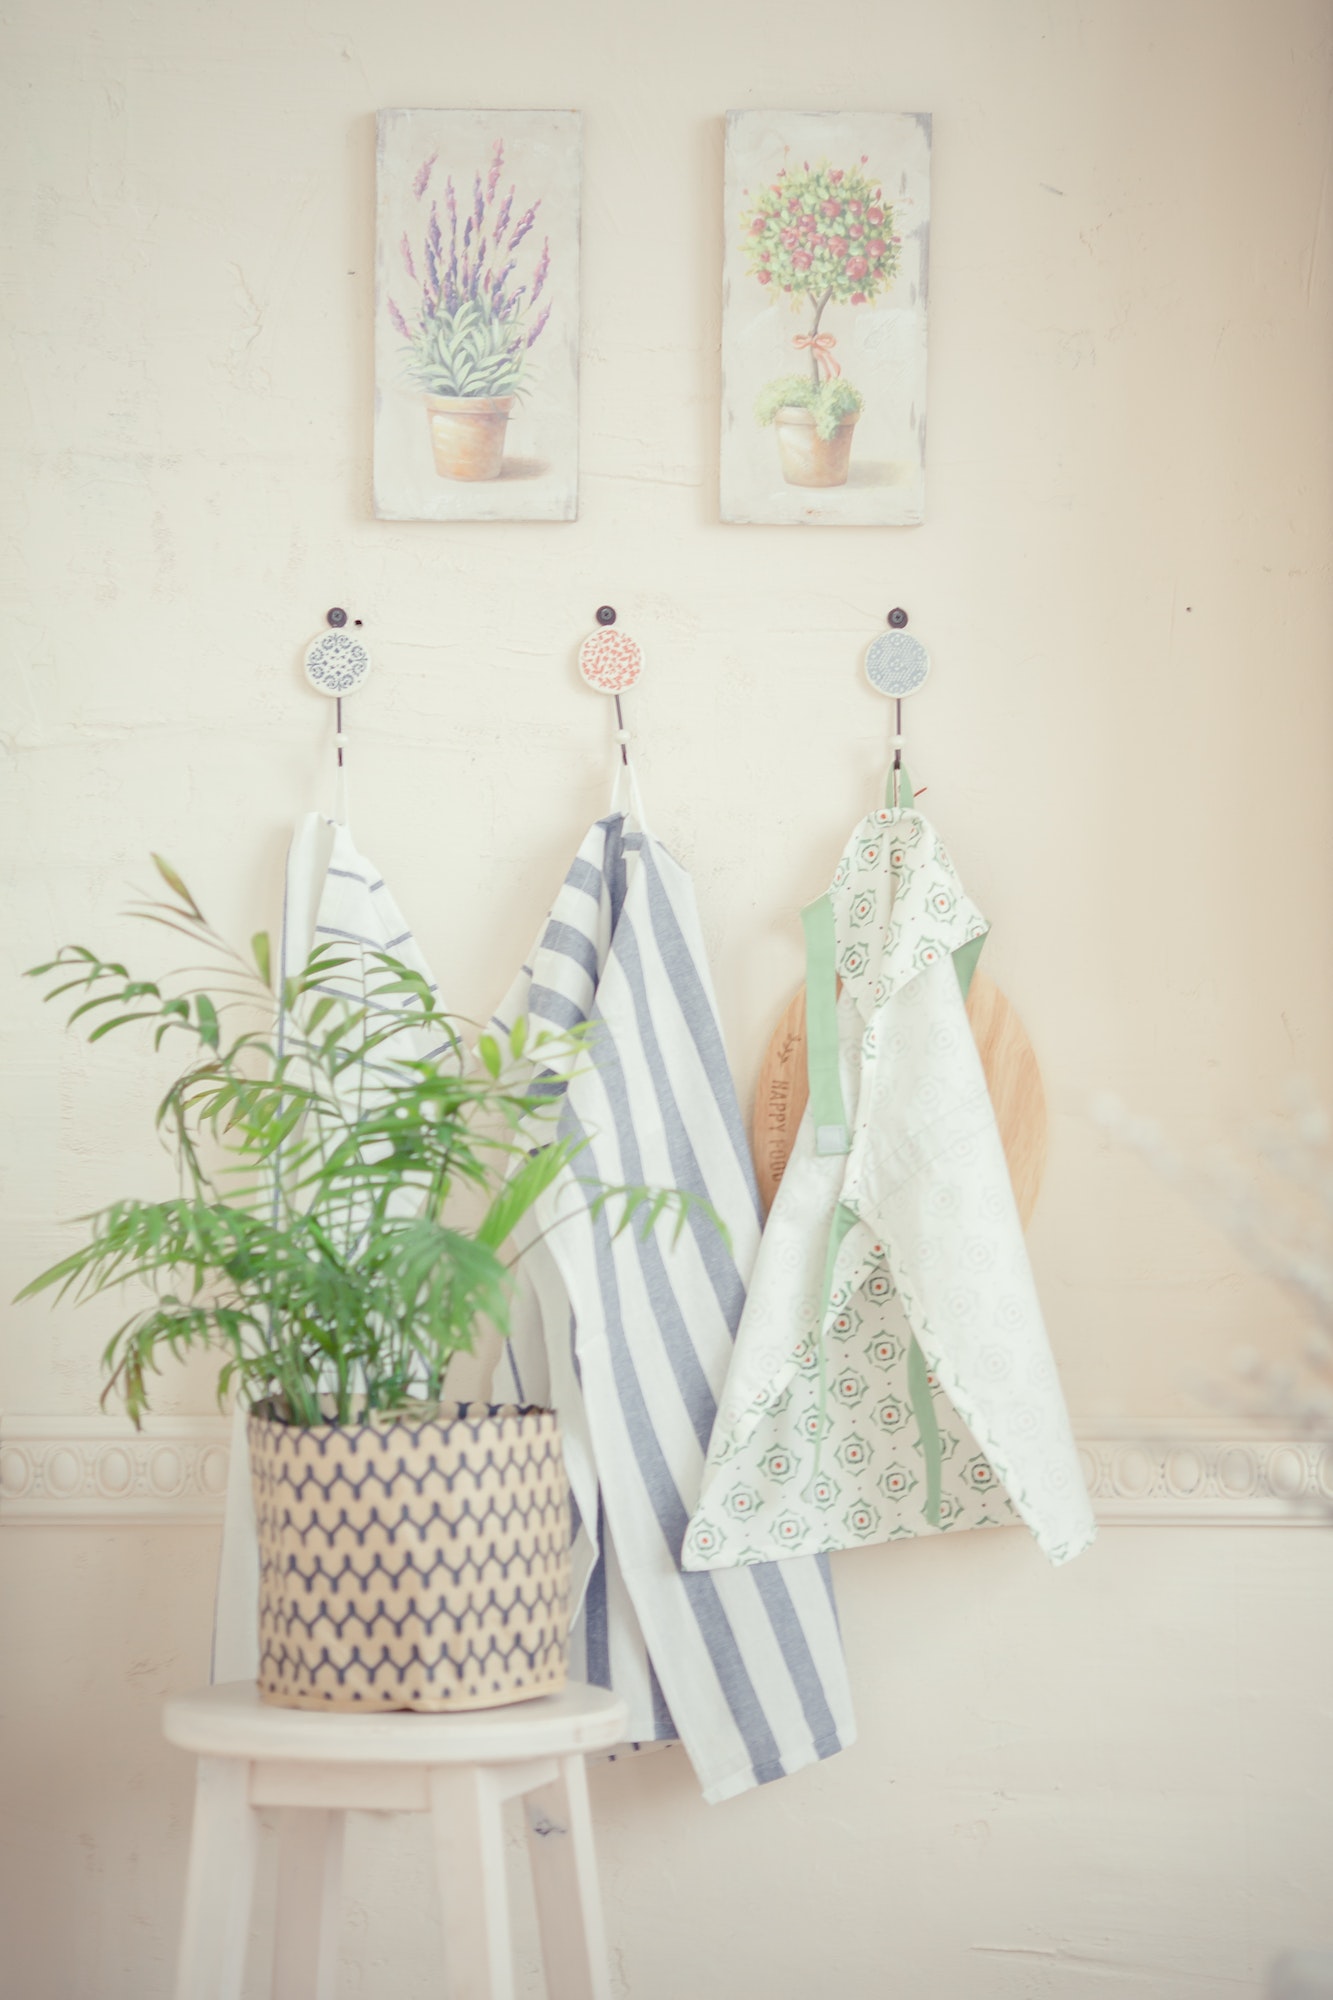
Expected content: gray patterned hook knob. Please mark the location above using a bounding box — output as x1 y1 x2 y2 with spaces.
865 619 930 698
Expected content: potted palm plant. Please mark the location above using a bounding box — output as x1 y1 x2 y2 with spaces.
741 156 902 487
20 860 698 1713
387 141 553 482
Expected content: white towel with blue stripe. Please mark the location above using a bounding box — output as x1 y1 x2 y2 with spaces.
491 812 856 1804
212 812 443 1681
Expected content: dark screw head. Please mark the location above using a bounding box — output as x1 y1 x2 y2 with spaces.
326 607 348 628
888 607 909 629
596 605 617 627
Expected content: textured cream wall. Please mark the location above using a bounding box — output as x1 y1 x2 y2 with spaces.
3 0 1332 1992
4 1522 1333 1998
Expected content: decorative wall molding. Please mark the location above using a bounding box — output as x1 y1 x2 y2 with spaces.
0 1414 231 1524
1 1413 1329 1527
1077 1418 1333 1526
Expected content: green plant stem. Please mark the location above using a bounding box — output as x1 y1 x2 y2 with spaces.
808 287 833 387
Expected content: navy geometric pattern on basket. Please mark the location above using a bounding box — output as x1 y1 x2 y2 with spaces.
251 1404 572 1713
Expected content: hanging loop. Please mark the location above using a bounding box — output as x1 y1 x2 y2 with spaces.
607 747 652 831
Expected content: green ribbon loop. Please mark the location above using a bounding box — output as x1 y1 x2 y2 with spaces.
803 774 967 1529
818 1203 858 1324
885 760 915 810
801 894 850 1156
809 1200 858 1479
952 932 986 1002
907 1334 943 1527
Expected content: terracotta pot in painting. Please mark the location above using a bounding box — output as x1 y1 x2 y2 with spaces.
773 406 858 488
424 395 515 481
250 1402 571 1713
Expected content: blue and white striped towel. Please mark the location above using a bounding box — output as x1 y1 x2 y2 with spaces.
212 812 443 1681
491 813 856 1804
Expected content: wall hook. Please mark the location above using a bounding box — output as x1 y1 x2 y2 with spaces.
579 605 644 768
864 608 931 803
303 613 372 824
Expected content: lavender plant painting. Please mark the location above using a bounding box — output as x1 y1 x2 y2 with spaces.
721 110 931 527
374 110 581 522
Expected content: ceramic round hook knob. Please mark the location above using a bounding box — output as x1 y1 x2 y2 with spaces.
304 626 373 698
579 619 643 694
865 628 930 698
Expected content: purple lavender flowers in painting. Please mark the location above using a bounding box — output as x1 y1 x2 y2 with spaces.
387 136 557 481
425 205 441 306
508 205 537 254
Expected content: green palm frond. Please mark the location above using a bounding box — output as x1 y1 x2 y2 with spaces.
21 867 726 1426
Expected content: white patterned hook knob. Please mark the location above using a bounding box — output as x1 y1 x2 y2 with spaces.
304 623 373 698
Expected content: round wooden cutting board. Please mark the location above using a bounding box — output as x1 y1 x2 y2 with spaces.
752 971 1048 1225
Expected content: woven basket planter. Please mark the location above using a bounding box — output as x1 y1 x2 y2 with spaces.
250 1403 571 1713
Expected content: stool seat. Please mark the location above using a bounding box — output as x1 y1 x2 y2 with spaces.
165 1679 628 2000
164 1678 627 1766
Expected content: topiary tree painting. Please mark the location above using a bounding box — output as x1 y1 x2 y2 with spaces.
739 155 902 481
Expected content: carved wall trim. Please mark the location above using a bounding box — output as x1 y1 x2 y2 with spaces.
1077 1418 1333 1525
0 1415 231 1524
1 1413 1329 1526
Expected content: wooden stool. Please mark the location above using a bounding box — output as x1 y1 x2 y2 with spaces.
163 1679 628 2000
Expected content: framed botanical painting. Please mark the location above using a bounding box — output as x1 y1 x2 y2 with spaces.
720 109 931 527
374 108 581 522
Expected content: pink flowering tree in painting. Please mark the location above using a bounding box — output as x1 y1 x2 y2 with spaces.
388 141 554 481
740 156 901 486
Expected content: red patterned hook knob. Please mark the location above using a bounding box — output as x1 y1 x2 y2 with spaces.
579 608 643 693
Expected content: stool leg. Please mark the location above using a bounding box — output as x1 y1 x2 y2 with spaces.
428 1766 514 2000
174 1757 259 2000
524 1756 614 2000
273 1808 345 2000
